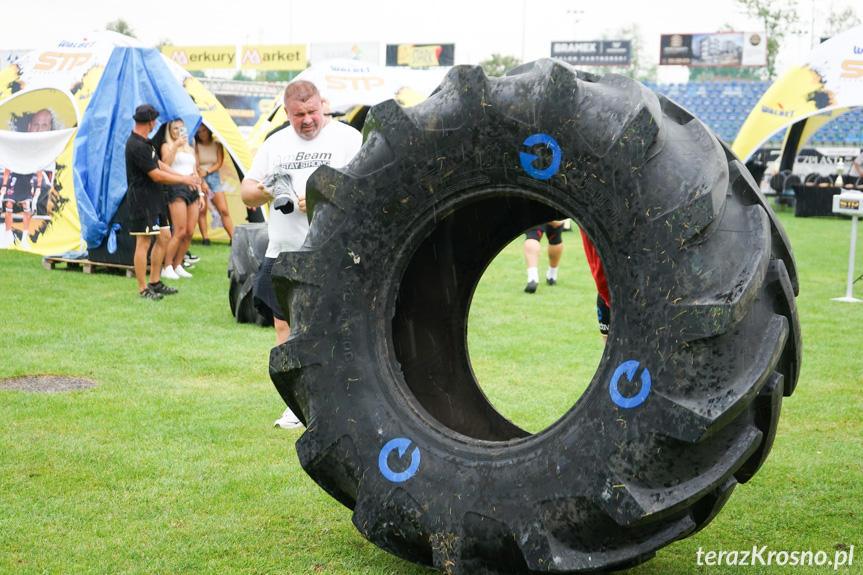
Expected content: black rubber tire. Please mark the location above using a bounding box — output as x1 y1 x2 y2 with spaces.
227 222 272 326
269 59 800 574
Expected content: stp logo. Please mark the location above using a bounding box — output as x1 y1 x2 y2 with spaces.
520 133 562 180
609 360 652 408
325 75 385 91
840 60 863 79
378 438 420 483
34 52 91 72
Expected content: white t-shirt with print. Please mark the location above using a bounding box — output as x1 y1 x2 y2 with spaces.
247 121 362 258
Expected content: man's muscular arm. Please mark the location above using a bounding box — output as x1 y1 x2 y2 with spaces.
241 177 274 208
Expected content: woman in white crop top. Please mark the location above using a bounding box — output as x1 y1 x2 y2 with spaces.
160 118 203 280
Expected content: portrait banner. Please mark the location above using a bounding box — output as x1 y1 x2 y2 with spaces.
660 32 767 66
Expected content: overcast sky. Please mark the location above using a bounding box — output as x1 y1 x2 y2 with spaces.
3 0 855 82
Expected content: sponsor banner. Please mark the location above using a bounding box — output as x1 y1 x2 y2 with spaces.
732 24 863 163
162 45 308 71
240 45 306 71
550 40 631 66
793 147 862 176
295 59 447 112
755 147 862 178
386 44 454 67
660 31 767 66
0 35 116 255
212 93 275 127
310 42 379 64
161 45 236 70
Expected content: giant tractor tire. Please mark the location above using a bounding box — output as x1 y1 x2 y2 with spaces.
268 59 800 574
227 222 272 326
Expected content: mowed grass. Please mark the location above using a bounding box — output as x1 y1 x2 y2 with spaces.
1 206 862 574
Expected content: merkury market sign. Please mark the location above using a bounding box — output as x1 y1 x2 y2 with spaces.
162 45 306 71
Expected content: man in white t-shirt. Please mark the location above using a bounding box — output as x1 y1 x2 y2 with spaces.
241 80 362 429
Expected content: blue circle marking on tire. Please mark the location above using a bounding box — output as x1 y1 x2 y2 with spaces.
609 360 652 408
379 438 421 483
519 133 562 180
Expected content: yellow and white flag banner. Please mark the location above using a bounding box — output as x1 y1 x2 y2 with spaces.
733 24 863 162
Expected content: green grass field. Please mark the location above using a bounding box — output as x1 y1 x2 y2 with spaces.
1 207 861 574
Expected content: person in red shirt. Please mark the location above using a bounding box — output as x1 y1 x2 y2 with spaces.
580 230 610 345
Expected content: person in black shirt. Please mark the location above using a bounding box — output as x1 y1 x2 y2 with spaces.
126 104 200 300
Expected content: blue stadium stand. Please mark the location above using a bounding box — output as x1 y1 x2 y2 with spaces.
643 80 861 147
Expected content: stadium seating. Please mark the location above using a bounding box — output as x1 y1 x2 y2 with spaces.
642 80 863 147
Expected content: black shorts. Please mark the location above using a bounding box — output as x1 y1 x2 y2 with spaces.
525 223 564 245
165 183 198 205
597 294 610 335
4 176 34 205
129 211 169 235
253 256 286 322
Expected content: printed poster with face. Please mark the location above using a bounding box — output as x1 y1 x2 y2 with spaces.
0 33 124 253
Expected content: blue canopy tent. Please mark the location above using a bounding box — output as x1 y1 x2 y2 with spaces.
73 46 201 250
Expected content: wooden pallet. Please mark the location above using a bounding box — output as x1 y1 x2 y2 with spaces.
42 257 140 278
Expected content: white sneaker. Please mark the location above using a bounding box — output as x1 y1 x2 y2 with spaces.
20 235 31 250
162 266 180 280
273 407 303 429
0 229 12 249
174 265 193 278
